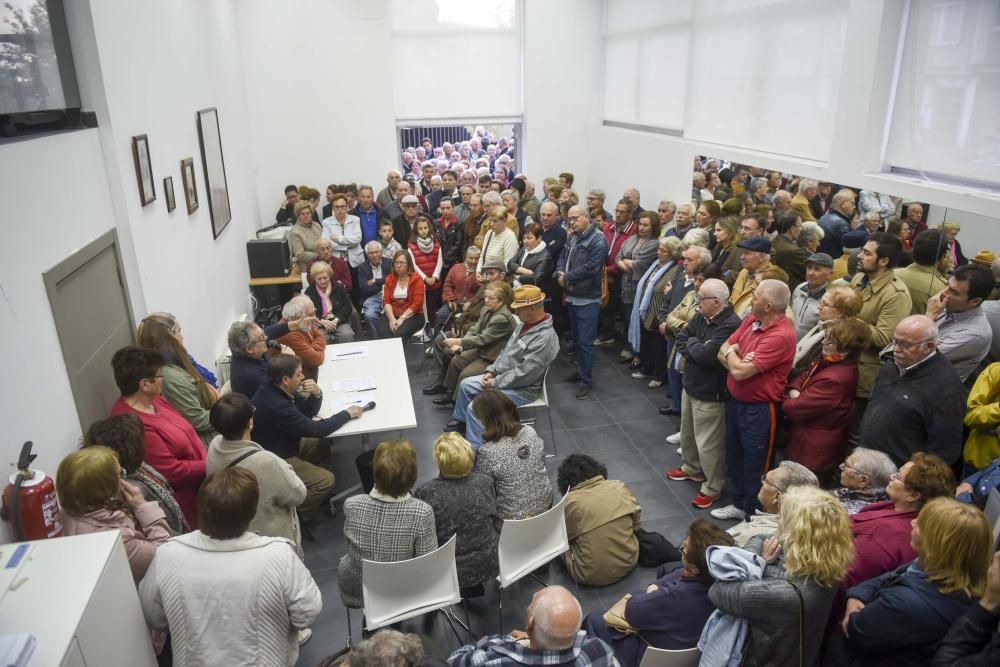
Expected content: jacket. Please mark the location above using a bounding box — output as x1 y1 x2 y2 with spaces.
461 305 517 362
895 263 948 316
840 561 976 666
413 473 500 588
205 436 307 558
357 257 393 300
230 352 268 399
159 363 218 448
699 545 765 667
933 602 1000 667
435 215 465 267
62 502 171 582
140 531 321 667
819 209 853 257
306 255 351 291
485 315 560 400
790 192 817 221
508 244 554 289
782 357 858 472
851 270 913 397
964 362 1000 469
616 236 659 303
790 282 827 339
772 233 810 288
391 212 431 247
860 353 966 466
676 306 741 402
541 223 567 264
441 263 479 307
557 223 610 300
563 477 641 587
275 323 326 376
382 271 425 318
408 239 443 288
476 425 553 522
603 220 636 275
111 396 206 528
338 492 437 609
730 263 790 315
288 221 322 268
250 382 351 460
845 502 918 600
304 281 352 325
321 214 364 267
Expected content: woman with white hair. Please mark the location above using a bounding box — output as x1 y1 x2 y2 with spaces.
797 220 825 254
626 237 685 382
832 448 896 515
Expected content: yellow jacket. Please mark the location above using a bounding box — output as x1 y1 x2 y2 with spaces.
963 362 1000 469
851 271 912 397
563 476 641 587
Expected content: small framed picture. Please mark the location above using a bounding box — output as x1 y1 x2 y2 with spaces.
181 157 199 214
131 134 155 206
164 176 176 212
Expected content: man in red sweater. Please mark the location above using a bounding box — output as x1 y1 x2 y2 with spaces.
276 296 326 382
596 198 636 346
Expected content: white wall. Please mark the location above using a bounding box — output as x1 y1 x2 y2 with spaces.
235 0 398 224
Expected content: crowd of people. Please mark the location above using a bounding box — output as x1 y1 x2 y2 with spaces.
46 137 1000 666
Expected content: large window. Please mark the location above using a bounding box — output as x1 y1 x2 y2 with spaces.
390 0 521 120
885 0 1000 186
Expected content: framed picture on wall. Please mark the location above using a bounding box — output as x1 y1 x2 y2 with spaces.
131 135 155 206
181 157 198 214
164 176 176 212
196 107 232 239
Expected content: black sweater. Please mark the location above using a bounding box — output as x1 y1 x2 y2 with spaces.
675 306 741 402
250 383 350 459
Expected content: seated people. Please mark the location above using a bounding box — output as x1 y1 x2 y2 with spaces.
557 454 641 587
58 445 172 582
781 318 868 477
206 393 307 558
307 237 352 291
423 280 516 406
139 468 322 665
956 456 1000 507
934 551 1000 665
378 250 426 339
137 312 220 447
438 245 482 327
304 261 354 344
413 433 500 596
83 414 187 534
830 499 991 665
859 315 966 466
963 361 1000 472
275 296 327 381
833 447 896 515
343 629 429 667
251 354 362 522
448 285 559 448
339 441 437 609
473 389 554 523
582 520 735 667
110 346 206 528
448 586 615 666
707 486 854 666
727 460 818 547
358 241 394 339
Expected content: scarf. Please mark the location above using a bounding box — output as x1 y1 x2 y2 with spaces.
629 260 674 352
415 235 435 253
132 464 190 533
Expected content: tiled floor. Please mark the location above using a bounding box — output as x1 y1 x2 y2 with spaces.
296 337 741 666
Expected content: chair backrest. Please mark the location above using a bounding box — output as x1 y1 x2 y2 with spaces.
638 646 701 667
497 493 568 588
220 380 231 395
361 534 461 630
538 366 549 406
985 488 1000 548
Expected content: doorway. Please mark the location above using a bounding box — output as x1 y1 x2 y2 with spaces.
43 230 136 431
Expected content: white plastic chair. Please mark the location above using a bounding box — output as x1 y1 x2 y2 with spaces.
985 488 1000 549
220 380 231 395
517 367 556 455
638 646 701 667
361 534 464 639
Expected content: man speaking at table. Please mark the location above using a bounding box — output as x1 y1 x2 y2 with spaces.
447 285 559 448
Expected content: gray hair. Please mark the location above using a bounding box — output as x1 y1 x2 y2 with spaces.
281 296 309 320
700 277 730 302
849 448 897 488
227 321 259 355
682 227 710 248
420 160 434 170
831 189 855 207
365 240 382 253
476 166 491 178
659 199 676 213
465 245 481 257
348 629 424 667
798 178 818 193
863 211 881 224
587 188 605 200
798 221 825 245
483 191 503 207
676 202 694 214
658 235 685 259
750 176 768 194
757 279 791 310
501 189 517 200
773 460 819 491
690 245 713 269
315 237 333 250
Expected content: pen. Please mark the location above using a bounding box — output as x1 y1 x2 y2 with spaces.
334 350 364 357
356 387 376 392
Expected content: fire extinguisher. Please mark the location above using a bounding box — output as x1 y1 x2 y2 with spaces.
0 441 63 541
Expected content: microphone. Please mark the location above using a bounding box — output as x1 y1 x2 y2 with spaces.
362 401 376 412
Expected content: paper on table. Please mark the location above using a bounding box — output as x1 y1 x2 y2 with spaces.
328 345 369 360
331 376 376 392
331 393 373 411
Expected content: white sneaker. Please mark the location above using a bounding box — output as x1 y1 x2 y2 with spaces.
619 350 634 360
676 446 682 455
298 628 313 645
710 505 746 521
666 432 681 445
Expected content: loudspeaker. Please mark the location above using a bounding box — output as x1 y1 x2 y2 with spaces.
247 237 290 278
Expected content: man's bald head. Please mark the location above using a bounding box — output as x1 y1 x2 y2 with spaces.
526 586 582 650
897 314 938 341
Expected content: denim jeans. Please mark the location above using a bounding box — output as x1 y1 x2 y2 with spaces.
568 301 600 386
725 400 780 516
453 374 534 448
361 294 383 338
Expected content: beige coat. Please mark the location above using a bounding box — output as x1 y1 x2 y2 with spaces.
563 476 641 587
895 264 947 316
851 270 912 397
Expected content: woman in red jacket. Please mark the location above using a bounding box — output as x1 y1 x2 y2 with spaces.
109 346 206 527
407 218 443 330
782 318 867 477
378 250 426 339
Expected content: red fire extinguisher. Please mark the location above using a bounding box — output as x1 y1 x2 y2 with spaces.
1 441 63 541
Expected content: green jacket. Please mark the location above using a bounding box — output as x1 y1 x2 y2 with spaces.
160 363 217 448
772 233 810 289
894 263 947 316
461 305 517 362
851 271 913 398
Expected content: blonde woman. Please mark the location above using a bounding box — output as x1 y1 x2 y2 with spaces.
940 220 968 268
832 498 991 665
708 486 854 666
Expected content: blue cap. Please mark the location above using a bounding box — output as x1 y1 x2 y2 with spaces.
737 236 772 253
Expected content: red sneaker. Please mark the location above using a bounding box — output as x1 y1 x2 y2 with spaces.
692 493 718 509
665 467 706 482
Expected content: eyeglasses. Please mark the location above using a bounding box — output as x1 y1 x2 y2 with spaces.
891 337 934 350
252 336 267 344
694 295 719 304
839 462 862 475
760 475 784 494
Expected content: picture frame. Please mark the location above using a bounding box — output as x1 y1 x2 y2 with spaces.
196 107 232 239
163 176 176 212
131 134 155 206
180 157 199 214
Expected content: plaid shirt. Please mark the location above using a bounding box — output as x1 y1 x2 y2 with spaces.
448 631 617 666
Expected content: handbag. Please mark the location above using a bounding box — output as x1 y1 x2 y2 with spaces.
636 527 681 567
602 594 637 634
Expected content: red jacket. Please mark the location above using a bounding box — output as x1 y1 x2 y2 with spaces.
276 320 326 372
603 220 635 274
383 271 425 318
442 263 479 305
306 255 351 291
782 357 858 473
407 239 442 291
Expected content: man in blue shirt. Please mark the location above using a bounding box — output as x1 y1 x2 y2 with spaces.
350 185 380 247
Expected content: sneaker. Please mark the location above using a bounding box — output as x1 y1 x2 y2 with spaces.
648 380 664 388
594 336 616 346
692 493 718 509
676 446 682 455
630 371 650 379
665 467 706 482
575 384 591 400
619 350 634 361
665 432 681 445
710 505 746 521
298 628 313 646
